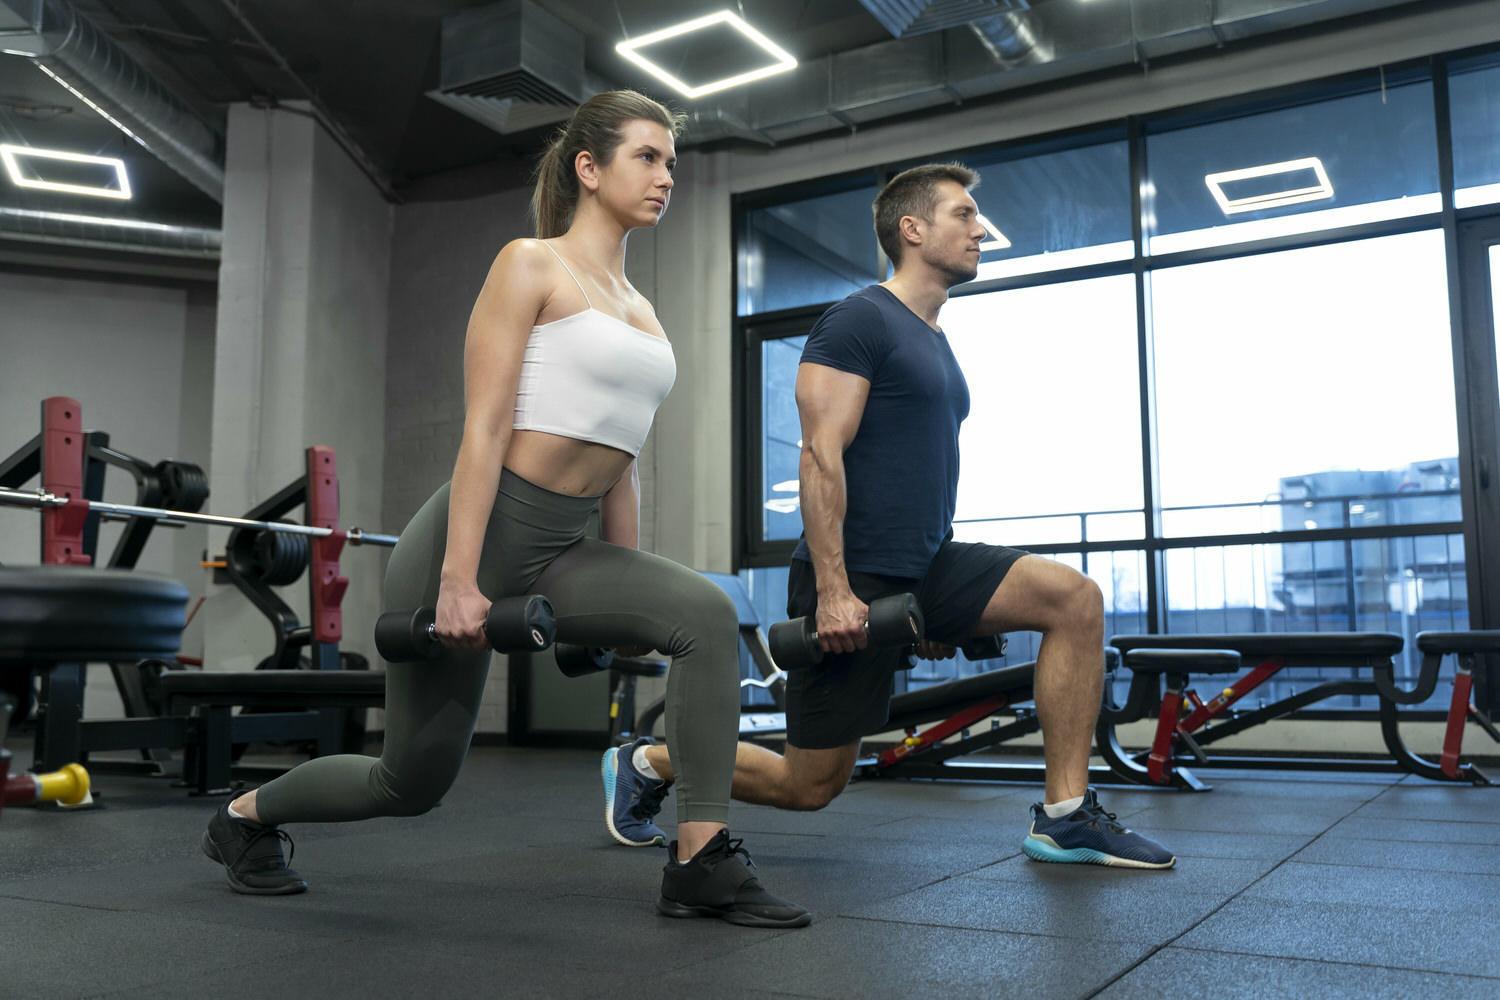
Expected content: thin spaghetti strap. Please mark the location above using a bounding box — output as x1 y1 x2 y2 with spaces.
540 240 592 309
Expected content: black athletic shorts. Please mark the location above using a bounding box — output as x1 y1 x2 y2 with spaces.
783 540 1029 750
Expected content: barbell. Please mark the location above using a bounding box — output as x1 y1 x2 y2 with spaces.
0 486 398 547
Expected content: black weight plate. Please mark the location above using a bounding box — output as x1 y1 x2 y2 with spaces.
0 567 188 662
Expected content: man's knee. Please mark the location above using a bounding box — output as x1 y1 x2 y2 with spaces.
786 777 846 811
1061 572 1104 633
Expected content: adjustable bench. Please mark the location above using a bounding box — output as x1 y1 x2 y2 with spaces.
853 650 1124 785
1098 631 1496 790
160 669 386 794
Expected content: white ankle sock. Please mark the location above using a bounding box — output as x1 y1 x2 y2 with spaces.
632 744 661 781
1043 795 1084 819
226 798 251 822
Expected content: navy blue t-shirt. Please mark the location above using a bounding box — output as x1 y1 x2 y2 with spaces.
791 285 970 578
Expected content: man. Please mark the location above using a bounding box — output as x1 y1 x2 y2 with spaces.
604 163 1174 869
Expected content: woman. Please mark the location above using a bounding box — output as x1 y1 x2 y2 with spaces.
200 90 809 929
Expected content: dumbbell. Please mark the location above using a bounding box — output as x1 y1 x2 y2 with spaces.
554 643 615 678
959 635 1007 660
768 593 925 670
374 595 556 662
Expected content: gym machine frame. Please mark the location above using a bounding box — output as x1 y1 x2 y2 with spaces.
0 398 394 788
1096 631 1500 791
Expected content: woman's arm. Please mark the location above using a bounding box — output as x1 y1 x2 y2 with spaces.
599 459 640 550
434 239 551 646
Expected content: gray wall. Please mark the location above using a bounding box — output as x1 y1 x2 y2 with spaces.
0 270 215 715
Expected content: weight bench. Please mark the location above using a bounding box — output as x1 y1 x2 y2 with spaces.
1097 631 1496 791
853 650 1124 784
160 669 386 794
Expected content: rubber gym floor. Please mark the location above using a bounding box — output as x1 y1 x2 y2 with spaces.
2 743 1497 999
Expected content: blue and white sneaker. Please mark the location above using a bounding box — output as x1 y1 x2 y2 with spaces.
1023 789 1176 869
601 737 672 847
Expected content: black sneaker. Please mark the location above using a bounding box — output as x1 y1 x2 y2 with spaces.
658 829 810 928
201 794 308 895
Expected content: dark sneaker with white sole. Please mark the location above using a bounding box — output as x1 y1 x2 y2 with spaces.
602 737 671 847
658 829 811 928
1023 788 1176 869
202 793 308 895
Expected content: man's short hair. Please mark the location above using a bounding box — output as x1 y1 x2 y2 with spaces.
873 162 980 266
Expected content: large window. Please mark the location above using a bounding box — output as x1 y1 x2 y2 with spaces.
735 55 1498 714
1451 59 1500 209
738 179 882 315
962 139 1133 280
1151 230 1458 519
1146 80 1440 255
940 275 1143 546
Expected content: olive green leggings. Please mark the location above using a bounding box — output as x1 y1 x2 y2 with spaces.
254 469 739 826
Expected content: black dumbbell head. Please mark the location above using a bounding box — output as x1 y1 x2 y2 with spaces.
554 643 614 678
375 607 439 662
485 594 556 652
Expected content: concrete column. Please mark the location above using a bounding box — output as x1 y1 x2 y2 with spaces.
204 102 392 672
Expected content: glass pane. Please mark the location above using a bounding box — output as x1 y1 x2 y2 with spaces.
1492 245 1500 398
1146 81 1440 255
1160 535 1467 710
941 274 1143 546
736 566 790 707
761 335 807 541
1451 62 1500 209
966 140 1133 281
738 183 881 315
1152 230 1459 530
905 550 1148 691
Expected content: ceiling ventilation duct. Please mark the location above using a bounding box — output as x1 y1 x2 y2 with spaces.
859 0 1032 38
427 0 586 135
676 0 1425 147
0 0 224 202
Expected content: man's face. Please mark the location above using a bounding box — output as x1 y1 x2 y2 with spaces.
916 180 987 287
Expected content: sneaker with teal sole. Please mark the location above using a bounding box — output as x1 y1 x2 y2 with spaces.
602 737 671 847
1023 789 1176 869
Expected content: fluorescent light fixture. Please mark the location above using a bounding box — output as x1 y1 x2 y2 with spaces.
0 205 195 232
770 480 799 493
1204 157 1333 215
976 211 1011 251
0 143 131 199
35 63 149 149
616 10 796 99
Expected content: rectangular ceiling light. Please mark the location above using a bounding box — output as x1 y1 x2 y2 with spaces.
977 211 1011 250
1204 157 1332 215
0 142 132 199
616 10 796 99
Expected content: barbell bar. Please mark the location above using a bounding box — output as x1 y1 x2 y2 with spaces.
0 487 399 547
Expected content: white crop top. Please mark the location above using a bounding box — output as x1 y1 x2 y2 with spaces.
513 243 677 457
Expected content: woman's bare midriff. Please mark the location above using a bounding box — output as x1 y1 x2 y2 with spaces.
503 429 634 497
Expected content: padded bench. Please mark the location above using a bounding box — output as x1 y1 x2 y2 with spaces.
885 663 1035 733
160 669 387 794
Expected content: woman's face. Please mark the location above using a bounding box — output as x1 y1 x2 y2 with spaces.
591 118 676 228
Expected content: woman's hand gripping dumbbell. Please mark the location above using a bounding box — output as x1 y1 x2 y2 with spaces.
768 593 926 670
374 595 557 662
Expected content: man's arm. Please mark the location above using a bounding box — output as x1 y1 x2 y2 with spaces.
795 361 872 654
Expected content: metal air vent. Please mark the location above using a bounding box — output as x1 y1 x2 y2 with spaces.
427 0 585 135
859 0 1032 38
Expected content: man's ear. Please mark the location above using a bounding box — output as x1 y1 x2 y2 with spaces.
898 214 924 252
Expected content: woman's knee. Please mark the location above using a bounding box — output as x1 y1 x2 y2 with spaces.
372 759 459 817
665 577 739 655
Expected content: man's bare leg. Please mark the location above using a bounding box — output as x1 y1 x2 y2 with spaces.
643 740 860 812
972 555 1104 805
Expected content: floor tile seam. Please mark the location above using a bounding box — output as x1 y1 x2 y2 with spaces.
838 912 1122 944
1080 843 1315 999
1277 857 1500 876
1167 943 1500 981
0 892 133 914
